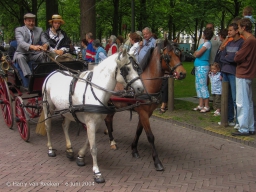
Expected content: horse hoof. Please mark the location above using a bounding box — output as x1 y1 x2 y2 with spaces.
66 151 74 160
94 172 105 183
110 144 117 150
155 163 164 171
104 129 108 135
48 149 56 157
76 156 85 166
132 152 140 158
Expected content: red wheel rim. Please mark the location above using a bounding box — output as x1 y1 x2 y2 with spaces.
15 96 30 141
26 97 42 118
0 78 13 128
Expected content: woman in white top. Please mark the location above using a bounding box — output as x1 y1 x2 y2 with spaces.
128 32 142 62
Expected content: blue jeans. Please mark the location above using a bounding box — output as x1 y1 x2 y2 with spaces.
222 73 237 123
236 78 254 133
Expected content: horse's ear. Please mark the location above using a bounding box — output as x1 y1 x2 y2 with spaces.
122 48 127 57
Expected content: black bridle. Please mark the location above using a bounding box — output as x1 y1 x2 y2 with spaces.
160 46 183 76
116 52 142 90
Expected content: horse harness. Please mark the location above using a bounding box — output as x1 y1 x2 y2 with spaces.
43 54 143 125
160 46 183 76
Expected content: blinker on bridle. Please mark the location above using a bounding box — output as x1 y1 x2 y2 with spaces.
116 52 141 90
160 46 182 76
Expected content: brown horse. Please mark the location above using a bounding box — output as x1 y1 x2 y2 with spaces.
104 39 186 171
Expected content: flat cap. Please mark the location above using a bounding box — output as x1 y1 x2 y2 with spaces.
24 13 36 19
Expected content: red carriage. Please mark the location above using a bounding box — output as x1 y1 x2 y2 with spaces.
0 51 86 141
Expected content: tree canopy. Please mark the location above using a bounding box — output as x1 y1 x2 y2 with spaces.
0 0 255 48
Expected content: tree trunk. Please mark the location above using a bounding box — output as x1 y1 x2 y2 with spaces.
138 0 147 30
112 0 119 35
45 0 58 29
80 0 96 40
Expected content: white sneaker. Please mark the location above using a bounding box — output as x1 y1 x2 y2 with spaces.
228 122 236 126
218 121 236 126
234 124 239 129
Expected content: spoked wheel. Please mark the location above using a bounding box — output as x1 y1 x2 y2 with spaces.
26 97 42 118
0 77 13 128
15 96 30 142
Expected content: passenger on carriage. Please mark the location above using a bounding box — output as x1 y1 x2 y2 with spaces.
92 39 107 64
42 14 72 62
13 13 48 88
137 27 156 63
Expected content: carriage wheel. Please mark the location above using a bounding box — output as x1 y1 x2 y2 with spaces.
15 96 30 142
0 77 13 128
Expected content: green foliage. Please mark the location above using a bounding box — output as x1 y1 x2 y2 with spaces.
174 62 196 98
0 0 255 45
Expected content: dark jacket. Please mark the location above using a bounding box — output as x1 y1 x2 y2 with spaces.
42 28 70 51
220 38 244 75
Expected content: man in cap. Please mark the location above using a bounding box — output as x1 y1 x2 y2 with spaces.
13 13 48 84
42 14 72 61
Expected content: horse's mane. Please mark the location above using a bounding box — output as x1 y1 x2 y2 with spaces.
139 39 165 71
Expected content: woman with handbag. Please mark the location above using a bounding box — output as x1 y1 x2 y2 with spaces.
192 28 214 113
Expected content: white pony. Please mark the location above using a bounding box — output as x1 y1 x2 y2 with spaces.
42 50 144 183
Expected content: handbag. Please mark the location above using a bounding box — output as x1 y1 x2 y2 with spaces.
191 67 195 75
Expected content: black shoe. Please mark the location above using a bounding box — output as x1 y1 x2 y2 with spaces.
249 131 255 135
25 75 31 78
231 131 250 136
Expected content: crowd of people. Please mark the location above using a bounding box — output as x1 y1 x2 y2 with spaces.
192 6 256 137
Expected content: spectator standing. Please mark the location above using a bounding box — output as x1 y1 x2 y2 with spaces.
209 63 222 116
116 35 124 52
105 38 111 53
123 33 131 52
107 35 118 56
128 32 141 62
214 28 228 66
81 39 88 60
243 6 255 24
85 32 96 63
199 23 221 65
92 39 107 64
232 18 256 136
242 6 255 36
192 28 213 113
219 23 244 127
138 27 156 63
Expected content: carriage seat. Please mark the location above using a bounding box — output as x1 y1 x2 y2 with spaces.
12 60 86 93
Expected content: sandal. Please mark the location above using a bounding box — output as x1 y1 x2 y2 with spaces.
159 108 167 114
200 107 210 113
213 111 220 116
193 105 204 111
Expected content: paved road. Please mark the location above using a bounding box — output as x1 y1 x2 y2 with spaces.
0 111 256 192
